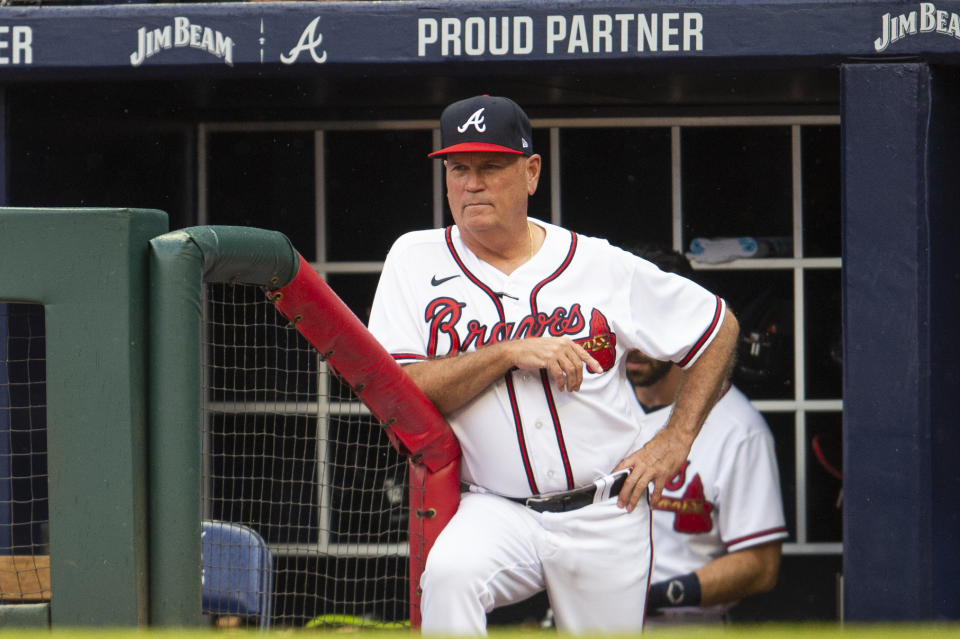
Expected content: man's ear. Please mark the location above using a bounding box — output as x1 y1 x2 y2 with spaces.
526 154 542 195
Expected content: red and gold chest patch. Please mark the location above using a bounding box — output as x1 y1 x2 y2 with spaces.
574 308 617 372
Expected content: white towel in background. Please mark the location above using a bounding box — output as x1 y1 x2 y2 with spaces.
686 237 791 264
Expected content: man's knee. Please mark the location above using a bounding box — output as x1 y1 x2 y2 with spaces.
423 549 486 593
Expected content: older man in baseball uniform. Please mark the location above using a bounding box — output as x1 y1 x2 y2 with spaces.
626 247 788 627
367 95 739 635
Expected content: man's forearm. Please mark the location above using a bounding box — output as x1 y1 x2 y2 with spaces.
403 337 602 415
695 541 782 606
613 308 739 512
403 343 515 415
665 307 739 445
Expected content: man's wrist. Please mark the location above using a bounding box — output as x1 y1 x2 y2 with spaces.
648 572 702 610
662 413 699 444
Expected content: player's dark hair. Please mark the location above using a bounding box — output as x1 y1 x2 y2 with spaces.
624 244 699 284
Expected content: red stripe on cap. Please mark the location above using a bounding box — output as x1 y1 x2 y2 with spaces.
428 142 524 157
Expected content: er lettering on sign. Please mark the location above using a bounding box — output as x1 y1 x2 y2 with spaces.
0 26 33 65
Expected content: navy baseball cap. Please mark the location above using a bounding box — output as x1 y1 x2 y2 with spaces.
428 95 533 157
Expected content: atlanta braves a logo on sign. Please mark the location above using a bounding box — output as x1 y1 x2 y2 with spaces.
424 300 617 372
458 108 487 133
654 461 715 533
281 16 328 64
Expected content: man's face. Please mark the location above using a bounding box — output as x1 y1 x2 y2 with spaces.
444 152 541 234
624 349 673 388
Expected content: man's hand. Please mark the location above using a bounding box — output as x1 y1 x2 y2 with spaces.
506 337 603 391
614 427 695 512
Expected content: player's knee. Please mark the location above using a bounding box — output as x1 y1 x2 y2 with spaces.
422 551 492 605
420 560 491 635
423 552 480 589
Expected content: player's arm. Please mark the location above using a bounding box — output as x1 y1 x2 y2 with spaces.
615 307 739 511
404 337 602 415
696 541 782 606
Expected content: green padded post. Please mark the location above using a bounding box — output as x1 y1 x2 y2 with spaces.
0 208 168 626
148 226 297 626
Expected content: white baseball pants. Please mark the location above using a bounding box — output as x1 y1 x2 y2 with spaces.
420 490 651 635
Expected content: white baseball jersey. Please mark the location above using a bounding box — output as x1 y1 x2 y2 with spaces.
640 384 788 614
368 219 727 498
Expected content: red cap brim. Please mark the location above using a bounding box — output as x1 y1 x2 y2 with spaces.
428 142 524 158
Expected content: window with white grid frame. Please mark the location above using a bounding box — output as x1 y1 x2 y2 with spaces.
198 114 843 624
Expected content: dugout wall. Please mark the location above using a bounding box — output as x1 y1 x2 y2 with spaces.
1 0 959 625
0 208 167 625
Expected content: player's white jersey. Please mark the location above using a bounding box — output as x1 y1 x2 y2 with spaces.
639 385 789 586
368 219 726 498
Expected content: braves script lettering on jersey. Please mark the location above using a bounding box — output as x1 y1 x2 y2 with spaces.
638 384 789 621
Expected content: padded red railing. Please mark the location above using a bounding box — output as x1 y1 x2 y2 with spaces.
267 254 461 628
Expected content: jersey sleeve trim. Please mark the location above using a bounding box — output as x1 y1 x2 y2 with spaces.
677 295 725 369
391 353 427 363
724 525 789 552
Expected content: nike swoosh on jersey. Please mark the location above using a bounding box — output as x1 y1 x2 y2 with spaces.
431 274 461 286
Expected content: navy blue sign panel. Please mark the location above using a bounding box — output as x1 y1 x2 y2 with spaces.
1 1 960 74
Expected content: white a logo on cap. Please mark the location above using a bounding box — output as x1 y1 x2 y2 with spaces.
458 108 487 133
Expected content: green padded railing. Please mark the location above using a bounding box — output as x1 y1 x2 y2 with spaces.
147 225 298 626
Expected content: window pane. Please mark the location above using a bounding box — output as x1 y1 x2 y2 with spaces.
681 127 793 256
326 130 433 262
805 269 842 399
710 270 795 400
208 132 316 260
802 126 841 258
807 412 843 543
560 127 672 249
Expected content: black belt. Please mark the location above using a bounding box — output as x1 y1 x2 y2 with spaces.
464 472 629 514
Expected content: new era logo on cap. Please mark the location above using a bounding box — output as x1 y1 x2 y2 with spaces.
429 95 533 157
